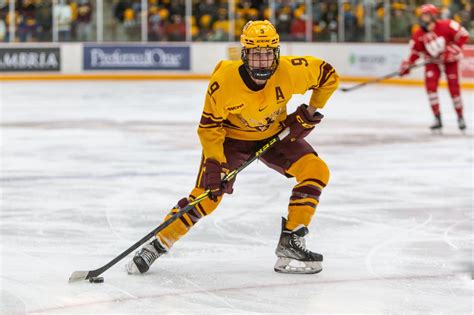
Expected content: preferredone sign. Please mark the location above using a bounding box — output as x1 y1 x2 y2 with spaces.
83 45 190 71
0 48 60 72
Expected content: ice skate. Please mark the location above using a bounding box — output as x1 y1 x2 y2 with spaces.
430 115 442 134
457 117 466 133
274 217 323 274
126 238 167 274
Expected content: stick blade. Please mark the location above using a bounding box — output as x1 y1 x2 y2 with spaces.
68 270 90 283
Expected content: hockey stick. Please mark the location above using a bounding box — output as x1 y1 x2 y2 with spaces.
339 60 435 92
68 128 290 283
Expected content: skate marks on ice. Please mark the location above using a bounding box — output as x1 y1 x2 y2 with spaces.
2 116 470 149
0 289 27 315
1 83 472 313
24 272 464 314
313 119 472 148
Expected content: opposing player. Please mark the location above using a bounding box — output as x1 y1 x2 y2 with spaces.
127 20 339 274
399 4 469 132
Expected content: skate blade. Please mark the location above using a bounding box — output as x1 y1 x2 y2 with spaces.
125 260 141 275
274 257 322 274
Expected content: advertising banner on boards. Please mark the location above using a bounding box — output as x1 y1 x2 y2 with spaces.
83 45 190 71
0 48 60 72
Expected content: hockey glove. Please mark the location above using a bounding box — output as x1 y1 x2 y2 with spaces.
202 159 233 201
283 104 324 142
399 60 412 76
443 44 463 63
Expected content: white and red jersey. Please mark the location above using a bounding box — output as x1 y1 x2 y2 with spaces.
407 19 469 63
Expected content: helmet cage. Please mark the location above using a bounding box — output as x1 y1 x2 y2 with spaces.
241 46 280 81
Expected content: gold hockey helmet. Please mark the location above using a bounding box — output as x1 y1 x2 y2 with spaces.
240 20 280 81
240 20 280 48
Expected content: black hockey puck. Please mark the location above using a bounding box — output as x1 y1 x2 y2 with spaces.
89 276 104 283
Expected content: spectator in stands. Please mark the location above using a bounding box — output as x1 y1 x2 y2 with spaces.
194 0 221 41
164 14 185 41
343 3 357 42
123 4 139 41
54 0 73 41
4 8 19 42
36 1 52 42
18 0 36 42
312 20 324 41
234 10 246 40
390 5 411 39
195 0 217 20
76 0 93 41
0 11 5 42
197 13 213 41
113 0 128 41
169 0 185 17
328 19 338 42
3 0 468 44
452 2 471 31
315 2 338 42
148 5 163 41
190 15 199 40
373 5 385 42
69 0 78 40
290 8 306 41
275 6 292 40
209 8 229 41
246 8 259 21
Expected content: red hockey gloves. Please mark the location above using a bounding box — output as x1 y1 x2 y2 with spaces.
283 104 324 142
399 60 412 76
202 159 233 201
443 44 463 63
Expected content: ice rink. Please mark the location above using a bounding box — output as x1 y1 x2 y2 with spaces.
1 80 472 314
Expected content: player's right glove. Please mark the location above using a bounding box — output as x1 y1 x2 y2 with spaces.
443 44 463 63
282 104 324 142
202 158 233 201
399 60 412 76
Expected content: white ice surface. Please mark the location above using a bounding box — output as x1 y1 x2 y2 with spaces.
0 81 472 314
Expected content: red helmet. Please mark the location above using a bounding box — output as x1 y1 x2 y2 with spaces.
419 4 440 16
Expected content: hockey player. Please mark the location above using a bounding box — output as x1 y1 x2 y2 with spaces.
399 4 469 132
127 20 339 275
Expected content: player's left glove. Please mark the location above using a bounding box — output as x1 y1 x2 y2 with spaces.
282 104 324 142
443 44 463 63
202 159 233 201
399 59 412 76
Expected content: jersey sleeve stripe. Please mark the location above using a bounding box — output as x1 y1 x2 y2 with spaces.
318 64 335 87
200 115 223 126
315 61 326 88
202 111 223 121
199 123 221 129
